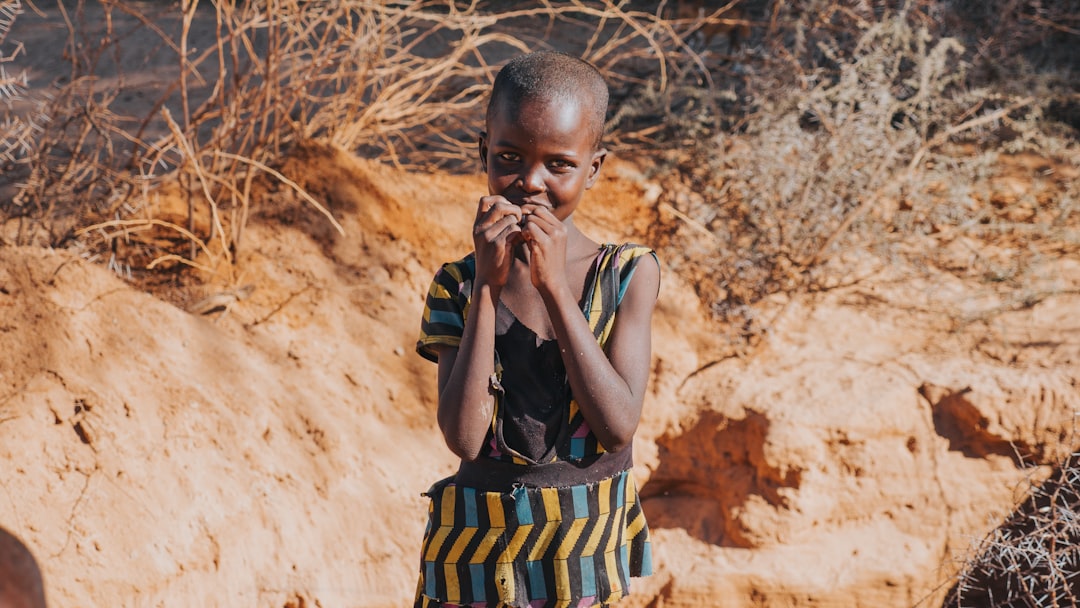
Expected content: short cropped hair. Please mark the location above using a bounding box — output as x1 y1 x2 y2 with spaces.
486 51 610 149
0 527 46 608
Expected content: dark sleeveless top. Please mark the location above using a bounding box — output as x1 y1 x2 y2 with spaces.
493 304 569 462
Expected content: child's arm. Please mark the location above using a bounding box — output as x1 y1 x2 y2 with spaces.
434 196 522 461
522 207 661 453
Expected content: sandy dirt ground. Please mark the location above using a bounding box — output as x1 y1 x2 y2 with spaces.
2 3 1080 608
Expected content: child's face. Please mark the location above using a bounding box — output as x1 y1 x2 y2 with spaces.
480 95 605 223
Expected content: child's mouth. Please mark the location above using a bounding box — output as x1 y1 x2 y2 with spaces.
518 200 551 210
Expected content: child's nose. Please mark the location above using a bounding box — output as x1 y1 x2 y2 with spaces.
516 166 546 193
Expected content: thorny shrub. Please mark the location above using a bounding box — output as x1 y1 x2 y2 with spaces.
0 0 33 166
944 450 1080 608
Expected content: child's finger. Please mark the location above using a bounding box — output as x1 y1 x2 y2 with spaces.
520 204 557 224
490 217 523 239
520 203 553 217
477 213 522 247
478 213 523 240
476 196 522 227
477 195 521 217
500 224 524 247
477 194 507 215
521 221 556 249
519 206 559 234
476 214 519 240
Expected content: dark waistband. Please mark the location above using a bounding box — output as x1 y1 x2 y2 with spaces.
455 447 634 492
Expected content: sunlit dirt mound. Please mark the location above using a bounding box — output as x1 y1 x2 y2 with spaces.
1 144 1078 607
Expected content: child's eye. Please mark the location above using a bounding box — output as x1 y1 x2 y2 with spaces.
497 152 520 163
549 159 575 170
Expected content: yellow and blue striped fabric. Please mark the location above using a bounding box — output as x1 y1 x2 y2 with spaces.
415 469 652 608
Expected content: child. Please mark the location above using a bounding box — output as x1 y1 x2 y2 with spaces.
0 526 47 608
414 51 659 608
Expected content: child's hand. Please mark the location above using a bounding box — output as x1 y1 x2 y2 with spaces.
519 204 568 296
473 195 523 288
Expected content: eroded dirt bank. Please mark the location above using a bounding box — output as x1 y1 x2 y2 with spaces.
1 146 1078 607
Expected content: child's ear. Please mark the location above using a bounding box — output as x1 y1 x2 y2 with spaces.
478 131 489 172
585 147 607 189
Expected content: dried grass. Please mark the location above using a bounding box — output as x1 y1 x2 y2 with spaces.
1 0 1075 336
646 0 1080 349
0 0 721 283
0 0 35 165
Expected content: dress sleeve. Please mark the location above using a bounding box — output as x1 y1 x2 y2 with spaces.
582 244 660 346
416 256 474 363
616 244 660 303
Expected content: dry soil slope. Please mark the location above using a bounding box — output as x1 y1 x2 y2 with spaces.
1 144 1077 607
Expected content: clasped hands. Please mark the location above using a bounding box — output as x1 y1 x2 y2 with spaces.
472 195 568 293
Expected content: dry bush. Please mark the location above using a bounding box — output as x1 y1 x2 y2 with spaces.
0 1 22 99
941 0 1080 76
0 0 1075 311
944 450 1080 607
3 1 534 276
0 0 35 166
0 0 721 286
646 0 1080 347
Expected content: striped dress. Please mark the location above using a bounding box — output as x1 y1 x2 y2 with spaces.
415 243 656 608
